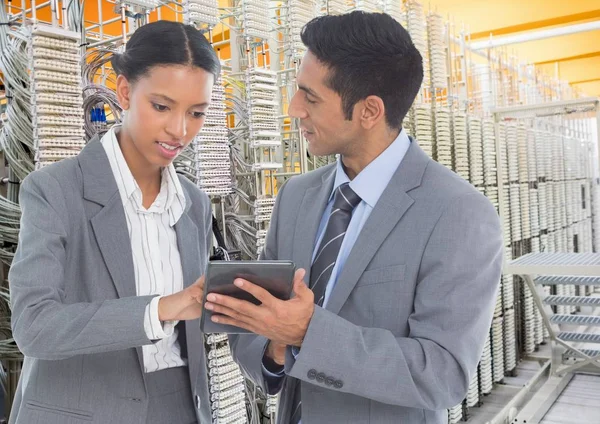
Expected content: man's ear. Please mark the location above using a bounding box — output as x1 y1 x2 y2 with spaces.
358 95 385 130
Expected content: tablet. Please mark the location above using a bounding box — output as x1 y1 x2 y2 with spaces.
200 260 296 334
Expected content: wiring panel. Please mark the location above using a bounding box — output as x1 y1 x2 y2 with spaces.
29 25 85 169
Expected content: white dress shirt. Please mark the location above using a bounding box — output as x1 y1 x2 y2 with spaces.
101 127 187 373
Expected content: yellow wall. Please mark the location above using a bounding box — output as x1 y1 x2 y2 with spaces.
427 0 600 96
427 0 600 36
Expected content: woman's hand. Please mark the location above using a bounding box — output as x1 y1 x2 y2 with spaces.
158 276 205 321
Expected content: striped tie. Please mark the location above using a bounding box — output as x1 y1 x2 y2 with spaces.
309 182 362 306
290 182 361 424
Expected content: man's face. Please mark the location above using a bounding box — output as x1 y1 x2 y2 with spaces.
288 52 362 157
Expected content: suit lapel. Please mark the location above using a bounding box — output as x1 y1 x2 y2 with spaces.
293 166 336 282
176 212 202 389
174 193 203 389
81 138 137 299
326 140 429 315
175 212 201 289
80 138 147 371
90 197 137 298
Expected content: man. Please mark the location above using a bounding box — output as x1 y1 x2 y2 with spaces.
204 11 503 424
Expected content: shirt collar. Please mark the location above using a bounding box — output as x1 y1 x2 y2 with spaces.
332 129 411 208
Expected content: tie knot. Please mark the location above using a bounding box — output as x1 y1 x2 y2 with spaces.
333 183 361 212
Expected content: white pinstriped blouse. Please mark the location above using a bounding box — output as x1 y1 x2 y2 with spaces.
101 127 188 373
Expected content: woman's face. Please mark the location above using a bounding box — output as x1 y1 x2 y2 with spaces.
116 64 214 169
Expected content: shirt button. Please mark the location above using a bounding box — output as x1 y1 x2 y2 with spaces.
195 395 201 409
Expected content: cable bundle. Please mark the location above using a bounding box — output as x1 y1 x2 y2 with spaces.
0 13 35 181
0 286 20 359
81 49 122 140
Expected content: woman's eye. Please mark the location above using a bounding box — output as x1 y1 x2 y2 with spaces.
192 111 206 118
153 103 168 112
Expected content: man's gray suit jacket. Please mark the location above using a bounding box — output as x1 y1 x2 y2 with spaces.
230 140 504 424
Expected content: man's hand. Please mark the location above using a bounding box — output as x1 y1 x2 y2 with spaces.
158 276 205 321
266 341 287 365
205 269 314 346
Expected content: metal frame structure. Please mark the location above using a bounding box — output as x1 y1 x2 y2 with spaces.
505 252 600 423
492 97 600 241
506 253 600 376
487 98 600 424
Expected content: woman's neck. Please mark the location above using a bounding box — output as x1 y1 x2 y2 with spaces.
114 127 162 208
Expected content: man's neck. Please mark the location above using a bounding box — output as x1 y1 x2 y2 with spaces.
341 128 400 180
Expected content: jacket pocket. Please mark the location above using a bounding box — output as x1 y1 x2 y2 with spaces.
356 264 406 287
25 400 93 421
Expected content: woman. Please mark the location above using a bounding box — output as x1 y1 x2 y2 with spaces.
8 20 219 424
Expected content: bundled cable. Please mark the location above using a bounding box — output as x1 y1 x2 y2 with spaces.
81 48 123 140
0 7 35 180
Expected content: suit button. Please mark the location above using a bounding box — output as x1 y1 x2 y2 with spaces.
334 380 343 389
195 395 201 409
316 373 326 384
325 377 335 386
307 369 317 380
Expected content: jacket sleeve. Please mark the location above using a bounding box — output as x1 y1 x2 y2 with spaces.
228 180 289 395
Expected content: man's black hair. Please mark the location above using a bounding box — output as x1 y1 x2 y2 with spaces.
301 11 423 129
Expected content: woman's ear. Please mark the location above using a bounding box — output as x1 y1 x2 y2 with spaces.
116 74 132 111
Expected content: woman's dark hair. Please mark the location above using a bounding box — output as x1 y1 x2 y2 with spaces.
111 20 220 83
301 11 423 130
